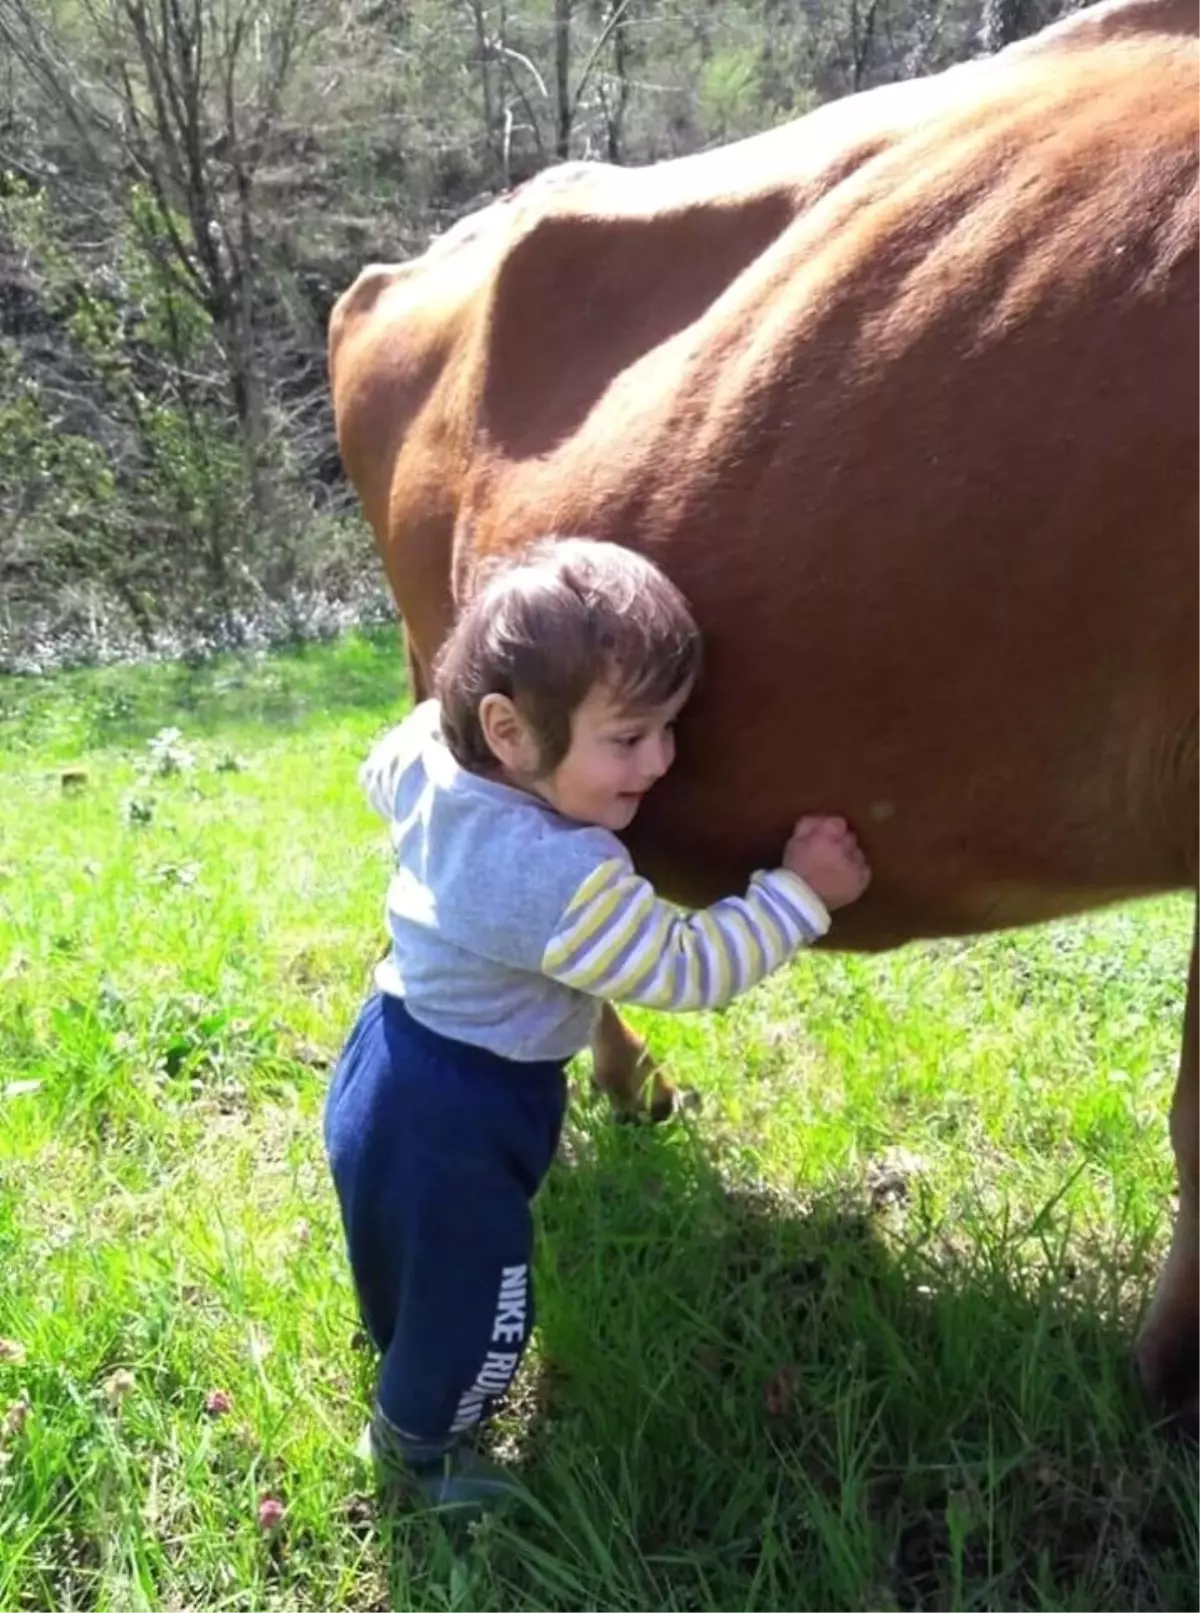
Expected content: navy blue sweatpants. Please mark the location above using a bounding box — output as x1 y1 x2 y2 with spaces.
324 992 567 1443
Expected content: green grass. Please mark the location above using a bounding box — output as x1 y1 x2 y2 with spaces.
0 630 1195 1612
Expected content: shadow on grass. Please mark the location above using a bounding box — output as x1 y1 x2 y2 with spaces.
371 1104 1196 1612
0 626 410 757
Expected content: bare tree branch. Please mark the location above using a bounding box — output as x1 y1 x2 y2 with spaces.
571 0 635 117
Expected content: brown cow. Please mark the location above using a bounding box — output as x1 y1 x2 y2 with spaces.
328 0 1199 1417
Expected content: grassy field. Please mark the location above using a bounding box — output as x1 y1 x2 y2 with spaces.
0 630 1195 1612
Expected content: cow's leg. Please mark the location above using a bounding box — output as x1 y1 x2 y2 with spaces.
590 1001 677 1122
404 626 430 704
1135 917 1198 1426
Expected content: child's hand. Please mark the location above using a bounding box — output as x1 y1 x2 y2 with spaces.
782 815 871 910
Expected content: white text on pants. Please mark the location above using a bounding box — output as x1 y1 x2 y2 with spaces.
450 1263 528 1432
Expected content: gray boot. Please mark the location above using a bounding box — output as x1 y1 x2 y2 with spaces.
362 1408 524 1517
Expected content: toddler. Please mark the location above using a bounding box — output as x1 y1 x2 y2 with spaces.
325 537 871 1513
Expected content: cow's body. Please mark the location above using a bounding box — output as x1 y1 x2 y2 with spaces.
329 0 1198 1412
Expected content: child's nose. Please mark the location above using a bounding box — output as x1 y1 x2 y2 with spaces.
642 733 673 779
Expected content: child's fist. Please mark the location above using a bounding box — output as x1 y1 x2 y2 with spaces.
782 815 871 910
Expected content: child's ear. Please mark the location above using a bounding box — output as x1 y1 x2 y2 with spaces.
478 693 538 773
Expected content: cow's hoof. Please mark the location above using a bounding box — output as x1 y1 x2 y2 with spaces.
611 1090 674 1126
1136 1321 1199 1437
590 1019 674 1122
609 1085 699 1126
1132 1206 1198 1434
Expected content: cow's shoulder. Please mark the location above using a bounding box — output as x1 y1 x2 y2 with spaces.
328 262 404 374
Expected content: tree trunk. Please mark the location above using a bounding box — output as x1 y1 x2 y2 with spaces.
554 0 572 159
603 0 632 162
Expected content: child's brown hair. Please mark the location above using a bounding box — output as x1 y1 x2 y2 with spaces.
434 536 703 774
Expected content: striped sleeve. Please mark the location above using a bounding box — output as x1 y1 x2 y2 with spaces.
540 859 831 1011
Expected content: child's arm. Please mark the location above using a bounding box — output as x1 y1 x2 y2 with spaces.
540 816 870 1012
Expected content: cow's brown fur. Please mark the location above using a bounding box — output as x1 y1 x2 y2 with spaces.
329 0 1199 1413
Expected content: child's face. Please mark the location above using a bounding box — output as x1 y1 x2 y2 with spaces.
531 679 693 831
